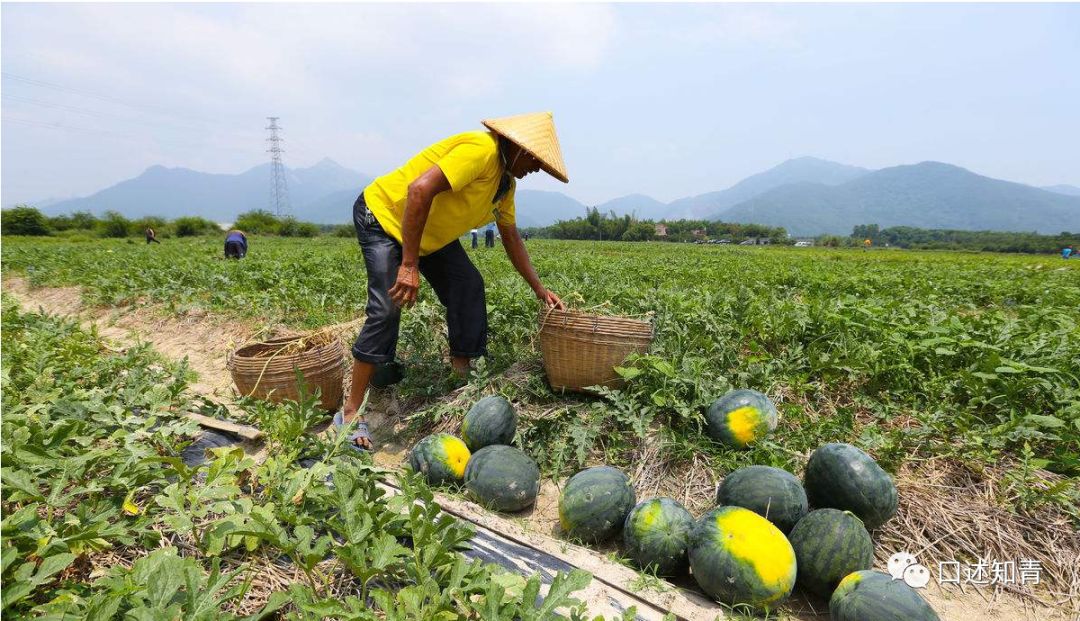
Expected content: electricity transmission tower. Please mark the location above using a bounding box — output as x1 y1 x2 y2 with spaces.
265 117 290 216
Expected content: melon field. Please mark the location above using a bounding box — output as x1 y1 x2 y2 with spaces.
2 235 1078 619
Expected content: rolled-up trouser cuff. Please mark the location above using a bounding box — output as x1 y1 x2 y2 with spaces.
350 347 395 365
450 349 487 359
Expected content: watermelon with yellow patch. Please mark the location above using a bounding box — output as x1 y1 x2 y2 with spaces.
407 433 471 486
704 389 778 449
623 498 694 576
689 506 796 611
830 570 940 621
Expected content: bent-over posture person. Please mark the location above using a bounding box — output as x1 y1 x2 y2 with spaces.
145 227 161 244
336 112 569 451
224 229 247 259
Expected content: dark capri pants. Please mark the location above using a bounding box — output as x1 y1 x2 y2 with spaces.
351 191 487 364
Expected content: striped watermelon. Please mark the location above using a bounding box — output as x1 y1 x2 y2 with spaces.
407 433 471 486
715 465 808 534
804 443 898 530
622 498 694 576
830 570 940 621
689 506 796 611
464 445 539 512
460 395 517 451
704 389 778 449
559 466 636 544
787 509 874 597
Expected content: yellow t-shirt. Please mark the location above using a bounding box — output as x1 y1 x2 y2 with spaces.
363 130 516 255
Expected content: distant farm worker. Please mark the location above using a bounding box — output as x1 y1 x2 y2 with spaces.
863 238 872 249
145 226 160 244
471 228 479 249
224 229 248 259
337 112 569 451
485 223 496 248
1063 245 1073 259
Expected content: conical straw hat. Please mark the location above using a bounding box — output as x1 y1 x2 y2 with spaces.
482 111 568 183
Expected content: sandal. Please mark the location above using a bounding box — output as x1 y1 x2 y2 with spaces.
332 410 374 453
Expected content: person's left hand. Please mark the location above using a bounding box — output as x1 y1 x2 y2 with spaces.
536 288 565 309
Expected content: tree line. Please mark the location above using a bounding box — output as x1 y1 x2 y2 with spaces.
839 224 1079 253
0 206 329 239
525 207 789 243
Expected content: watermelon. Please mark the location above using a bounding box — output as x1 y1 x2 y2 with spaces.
804 443 898 530
407 433 471 486
558 466 636 543
622 498 694 576
704 389 778 449
464 445 539 512
461 396 517 452
689 506 796 610
787 509 874 597
715 465 808 534
830 570 940 621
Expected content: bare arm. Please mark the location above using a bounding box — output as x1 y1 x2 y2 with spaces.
498 222 564 309
388 165 452 308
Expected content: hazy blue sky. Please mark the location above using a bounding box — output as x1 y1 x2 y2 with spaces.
2 3 1078 207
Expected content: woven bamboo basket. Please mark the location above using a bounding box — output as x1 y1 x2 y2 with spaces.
226 335 345 411
537 308 653 394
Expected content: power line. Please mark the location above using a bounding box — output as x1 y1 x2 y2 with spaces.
266 117 291 216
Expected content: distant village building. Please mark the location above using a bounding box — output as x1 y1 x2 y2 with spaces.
691 229 707 239
654 223 668 238
739 237 771 246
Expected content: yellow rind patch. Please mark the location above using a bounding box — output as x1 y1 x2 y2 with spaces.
836 570 863 593
636 500 662 530
439 436 471 479
715 507 796 591
726 406 761 445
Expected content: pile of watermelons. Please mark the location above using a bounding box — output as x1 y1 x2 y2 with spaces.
408 395 542 513
408 389 939 621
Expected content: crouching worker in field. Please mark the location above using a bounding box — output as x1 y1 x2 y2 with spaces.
336 112 568 451
224 229 247 259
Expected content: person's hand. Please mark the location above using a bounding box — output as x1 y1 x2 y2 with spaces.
389 265 420 308
536 288 565 310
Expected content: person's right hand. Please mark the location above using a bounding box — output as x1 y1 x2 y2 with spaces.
388 265 420 308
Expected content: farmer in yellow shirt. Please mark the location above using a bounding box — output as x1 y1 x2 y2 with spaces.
336 112 568 451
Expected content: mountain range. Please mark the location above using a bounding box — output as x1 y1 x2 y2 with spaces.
20 156 1080 236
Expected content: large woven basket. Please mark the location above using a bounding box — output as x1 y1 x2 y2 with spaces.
226 335 345 411
537 309 653 394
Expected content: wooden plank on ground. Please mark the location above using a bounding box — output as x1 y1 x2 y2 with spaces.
185 411 263 440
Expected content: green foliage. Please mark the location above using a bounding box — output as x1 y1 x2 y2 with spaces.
849 223 1080 254
1 205 51 236
48 210 98 232
172 216 221 237
543 208 787 243
0 300 604 619
233 209 281 234
277 216 319 238
98 210 132 238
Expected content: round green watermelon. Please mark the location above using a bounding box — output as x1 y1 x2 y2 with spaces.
704 389 778 449
788 509 873 597
407 433 471 486
559 466 636 544
689 506 796 611
460 396 517 452
622 498 694 576
715 465 808 534
830 570 940 621
464 445 539 512
804 443 898 530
